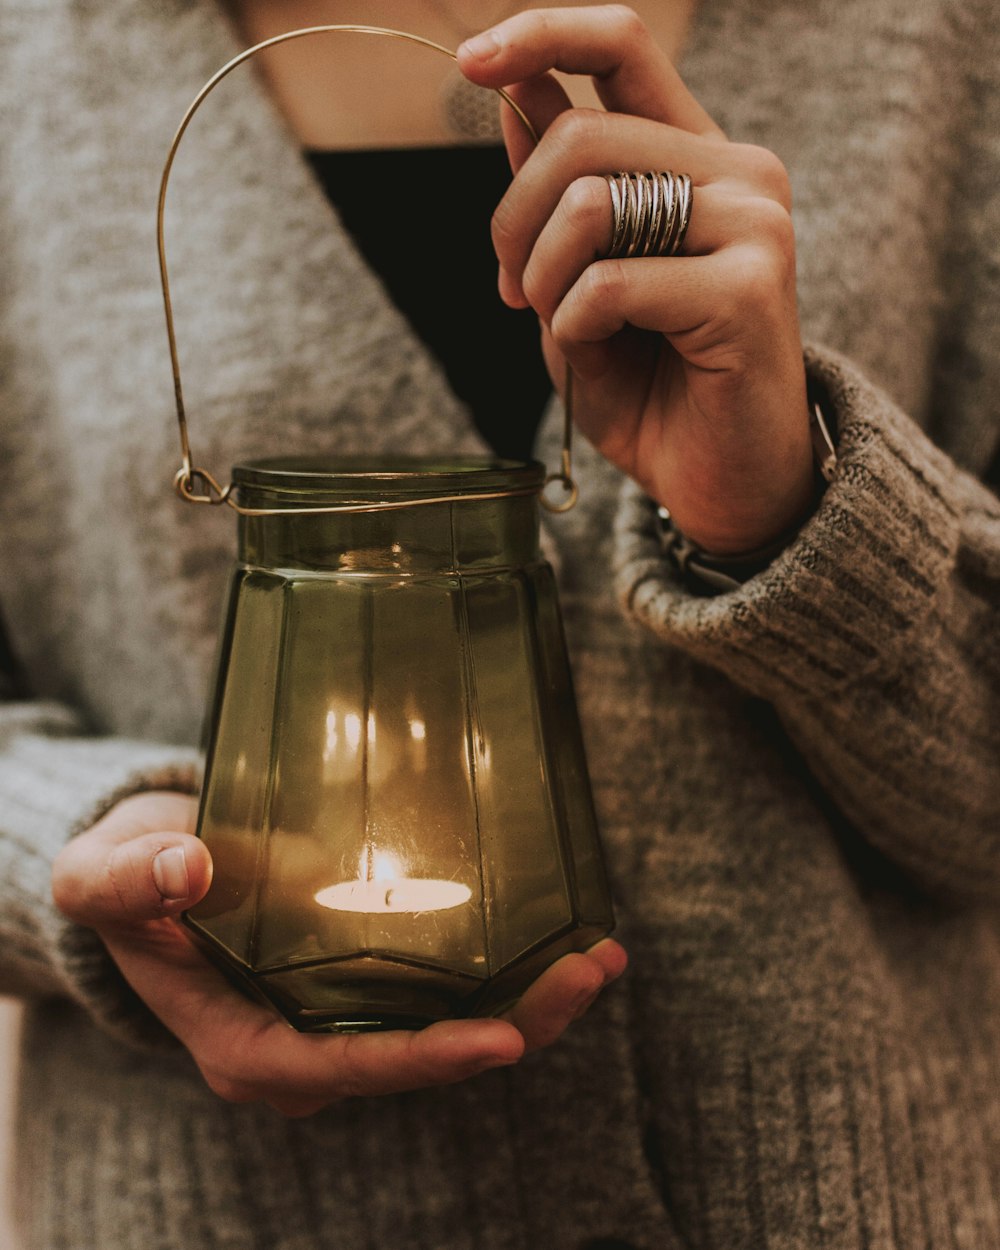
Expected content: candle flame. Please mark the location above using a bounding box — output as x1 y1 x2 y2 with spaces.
314 847 472 914
362 849 401 882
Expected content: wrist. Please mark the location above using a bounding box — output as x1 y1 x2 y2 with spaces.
658 391 838 594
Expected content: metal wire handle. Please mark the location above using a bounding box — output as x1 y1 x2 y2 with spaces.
157 24 578 517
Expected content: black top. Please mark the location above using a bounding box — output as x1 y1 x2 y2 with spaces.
305 145 552 460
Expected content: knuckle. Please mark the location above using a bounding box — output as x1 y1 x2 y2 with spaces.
490 197 519 262
105 840 179 922
746 197 796 264
551 260 625 350
549 261 625 361
201 1070 256 1104
520 267 542 311
731 241 793 309
52 837 158 925
104 844 141 914
545 107 610 158
581 258 627 306
734 143 792 208
522 177 609 311
606 5 648 46
561 176 606 231
515 7 558 41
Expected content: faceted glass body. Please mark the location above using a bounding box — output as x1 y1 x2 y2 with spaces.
184 456 613 1032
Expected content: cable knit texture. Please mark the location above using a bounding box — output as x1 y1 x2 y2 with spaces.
1 0 999 1247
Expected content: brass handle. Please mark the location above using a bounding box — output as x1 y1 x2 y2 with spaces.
156 24 577 516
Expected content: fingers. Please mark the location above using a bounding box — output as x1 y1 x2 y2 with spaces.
457 5 724 137
548 246 795 399
197 1018 526 1110
497 74 575 308
504 938 628 1052
492 114 790 308
585 936 630 983
492 112 731 296
461 6 792 336
103 917 525 1113
553 224 796 358
522 180 776 324
52 793 211 927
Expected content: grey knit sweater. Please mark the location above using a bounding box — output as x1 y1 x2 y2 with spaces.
2 0 999 1247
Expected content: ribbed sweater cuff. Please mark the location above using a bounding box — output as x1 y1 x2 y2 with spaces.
0 701 200 1050
612 345 962 703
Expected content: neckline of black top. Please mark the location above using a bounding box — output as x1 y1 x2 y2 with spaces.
304 145 552 461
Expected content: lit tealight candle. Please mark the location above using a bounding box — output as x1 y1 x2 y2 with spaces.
314 850 472 915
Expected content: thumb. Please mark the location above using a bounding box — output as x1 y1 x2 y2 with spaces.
53 830 213 929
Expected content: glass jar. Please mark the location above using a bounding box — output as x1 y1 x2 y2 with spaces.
184 454 613 1032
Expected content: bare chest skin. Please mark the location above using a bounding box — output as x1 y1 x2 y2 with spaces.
223 1 698 149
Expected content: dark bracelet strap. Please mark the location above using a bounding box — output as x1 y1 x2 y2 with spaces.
657 393 839 595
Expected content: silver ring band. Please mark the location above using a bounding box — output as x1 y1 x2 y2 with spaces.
604 171 693 260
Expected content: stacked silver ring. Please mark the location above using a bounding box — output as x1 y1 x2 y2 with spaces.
605 171 693 260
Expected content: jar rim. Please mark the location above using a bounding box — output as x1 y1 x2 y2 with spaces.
232 455 546 502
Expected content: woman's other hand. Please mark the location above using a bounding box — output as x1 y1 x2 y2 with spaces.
458 5 814 553
52 792 625 1117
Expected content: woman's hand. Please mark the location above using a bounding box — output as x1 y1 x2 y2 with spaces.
458 5 814 553
52 792 625 1117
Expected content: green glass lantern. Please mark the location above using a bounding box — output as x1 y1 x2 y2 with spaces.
158 27 614 1033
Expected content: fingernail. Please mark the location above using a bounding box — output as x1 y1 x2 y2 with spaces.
460 30 501 60
152 846 190 900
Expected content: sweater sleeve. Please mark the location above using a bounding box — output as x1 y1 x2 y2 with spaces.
0 699 200 1049
613 344 1000 901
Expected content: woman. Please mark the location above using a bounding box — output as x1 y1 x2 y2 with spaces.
2 2 998 1246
